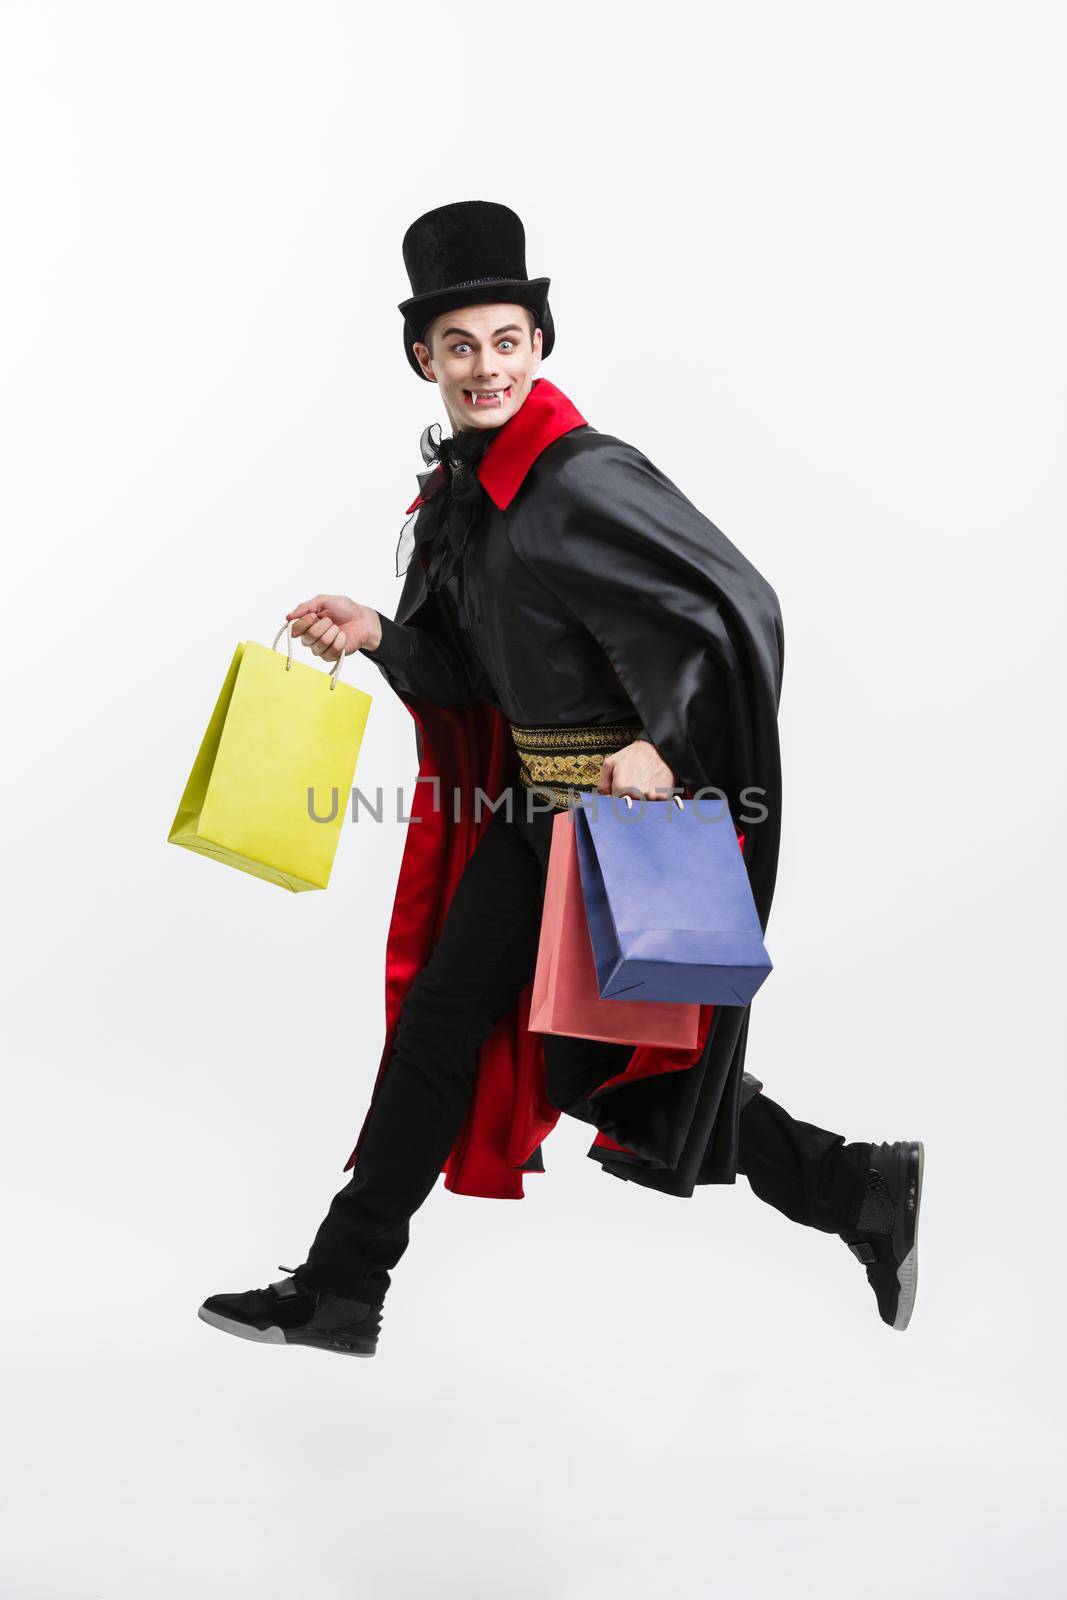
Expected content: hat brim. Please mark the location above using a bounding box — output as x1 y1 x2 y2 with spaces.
400 277 554 380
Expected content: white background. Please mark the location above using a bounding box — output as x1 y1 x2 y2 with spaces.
2 3 1064 1596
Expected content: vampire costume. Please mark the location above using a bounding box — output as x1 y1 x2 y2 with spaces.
197 202 925 1355
341 373 785 1200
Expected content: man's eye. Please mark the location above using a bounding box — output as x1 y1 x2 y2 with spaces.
451 343 470 354
499 340 514 351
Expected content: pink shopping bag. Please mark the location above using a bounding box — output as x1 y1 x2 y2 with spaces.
528 809 700 1047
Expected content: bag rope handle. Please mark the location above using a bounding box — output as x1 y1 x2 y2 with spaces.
620 793 686 809
272 620 346 691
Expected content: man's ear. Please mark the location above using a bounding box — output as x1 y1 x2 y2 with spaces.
412 341 437 383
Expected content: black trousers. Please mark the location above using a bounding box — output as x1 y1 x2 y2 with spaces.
296 794 873 1306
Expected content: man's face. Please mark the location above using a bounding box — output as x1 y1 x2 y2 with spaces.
413 302 542 433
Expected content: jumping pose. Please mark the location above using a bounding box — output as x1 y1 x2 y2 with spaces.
198 201 924 1359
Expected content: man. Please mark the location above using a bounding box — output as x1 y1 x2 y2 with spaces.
198 201 924 1359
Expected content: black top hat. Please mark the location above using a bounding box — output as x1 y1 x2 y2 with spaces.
398 200 554 380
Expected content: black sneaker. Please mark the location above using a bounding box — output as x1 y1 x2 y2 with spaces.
840 1141 924 1331
197 1266 382 1357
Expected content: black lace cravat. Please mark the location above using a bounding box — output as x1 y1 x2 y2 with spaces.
400 422 499 628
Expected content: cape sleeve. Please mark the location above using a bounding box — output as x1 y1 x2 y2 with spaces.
509 432 785 922
362 591 501 712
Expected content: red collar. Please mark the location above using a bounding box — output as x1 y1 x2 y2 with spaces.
404 378 587 515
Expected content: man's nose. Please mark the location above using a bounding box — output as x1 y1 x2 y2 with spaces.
473 355 499 380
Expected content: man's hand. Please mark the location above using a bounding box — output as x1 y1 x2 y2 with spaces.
284 594 383 662
597 737 677 801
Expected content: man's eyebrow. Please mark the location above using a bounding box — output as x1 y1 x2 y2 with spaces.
439 323 525 340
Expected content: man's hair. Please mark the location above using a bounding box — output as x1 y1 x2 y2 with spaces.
421 305 538 356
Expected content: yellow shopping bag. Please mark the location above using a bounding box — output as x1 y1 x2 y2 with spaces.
168 620 372 892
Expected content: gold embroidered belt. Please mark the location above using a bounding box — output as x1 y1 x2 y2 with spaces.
509 719 644 809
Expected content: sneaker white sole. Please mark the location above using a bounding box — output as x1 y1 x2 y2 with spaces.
892 1141 924 1331
198 1307 287 1343
197 1305 376 1356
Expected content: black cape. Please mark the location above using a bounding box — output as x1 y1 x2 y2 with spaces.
352 390 783 1196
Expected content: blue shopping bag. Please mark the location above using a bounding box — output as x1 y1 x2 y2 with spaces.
572 791 773 1006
